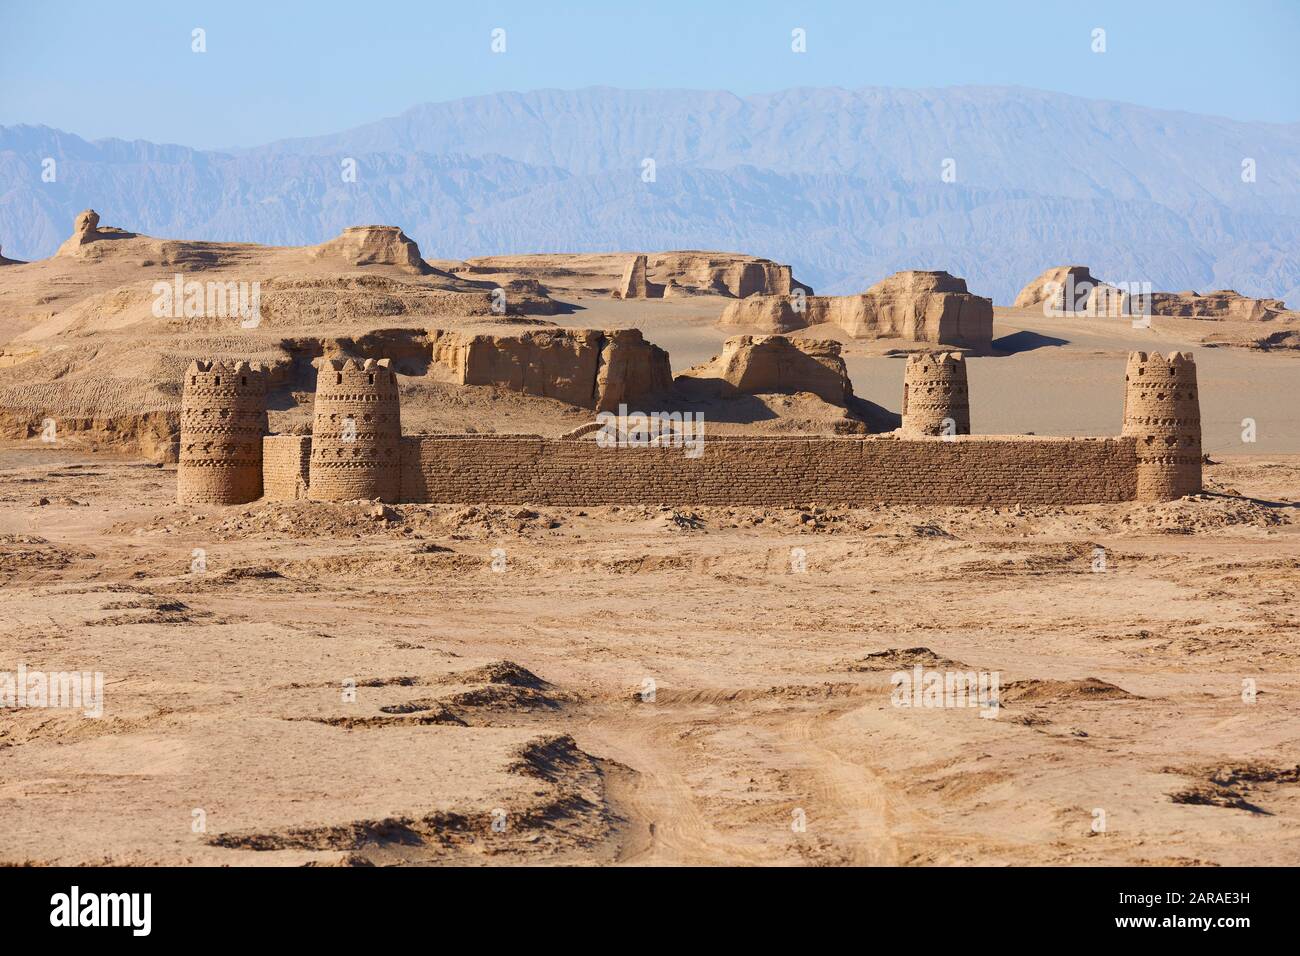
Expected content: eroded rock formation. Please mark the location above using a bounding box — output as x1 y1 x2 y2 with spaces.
54 209 137 257
308 225 432 275
1016 266 1098 312
459 251 809 299
1149 290 1295 322
430 327 671 411
714 295 810 334
720 270 993 349
678 335 852 405
647 252 808 298
615 255 664 298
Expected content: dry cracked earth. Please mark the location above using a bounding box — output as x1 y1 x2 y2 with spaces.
1 445 1298 866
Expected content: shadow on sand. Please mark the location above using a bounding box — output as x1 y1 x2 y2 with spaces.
990 330 1069 354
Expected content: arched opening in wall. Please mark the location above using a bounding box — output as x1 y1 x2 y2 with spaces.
368 373 375 384
214 376 221 385
336 373 343 385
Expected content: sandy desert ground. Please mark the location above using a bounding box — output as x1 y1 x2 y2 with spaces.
1 443 1298 866
1 230 1299 866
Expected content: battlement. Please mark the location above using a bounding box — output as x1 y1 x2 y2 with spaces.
1126 350 1197 370
906 351 965 368
314 356 394 373
187 359 268 374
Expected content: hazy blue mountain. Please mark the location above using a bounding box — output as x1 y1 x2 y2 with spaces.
3 86 1299 305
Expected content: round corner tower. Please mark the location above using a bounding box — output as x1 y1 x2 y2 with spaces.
1122 350 1202 500
178 360 268 504
308 358 402 502
901 351 971 436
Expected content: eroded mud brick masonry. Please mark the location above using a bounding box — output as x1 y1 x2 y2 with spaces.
177 361 268 504
307 358 402 502
901 351 971 436
1121 350 1202 500
178 351 1203 507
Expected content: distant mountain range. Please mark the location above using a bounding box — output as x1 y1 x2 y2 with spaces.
3 85 1299 305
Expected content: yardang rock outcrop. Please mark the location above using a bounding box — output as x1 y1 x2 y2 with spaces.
457 251 809 299
720 270 993 349
430 327 672 411
1149 290 1295 322
614 255 663 299
308 225 432 275
678 335 852 405
55 209 137 258
1016 266 1099 312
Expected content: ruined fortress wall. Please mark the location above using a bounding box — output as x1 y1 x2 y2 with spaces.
1122 351 1202 500
263 435 312 501
398 435 1137 506
308 358 402 502
177 361 267 505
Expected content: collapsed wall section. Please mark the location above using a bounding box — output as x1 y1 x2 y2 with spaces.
399 434 1137 506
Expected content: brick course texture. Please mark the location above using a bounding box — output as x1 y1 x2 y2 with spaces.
1121 350 1202 500
901 351 971 436
177 360 267 504
397 434 1137 506
263 435 312 501
307 358 402 502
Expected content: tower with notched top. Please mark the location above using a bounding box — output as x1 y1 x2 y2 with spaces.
1122 350 1202 500
177 360 267 504
308 357 402 502
901 351 971 436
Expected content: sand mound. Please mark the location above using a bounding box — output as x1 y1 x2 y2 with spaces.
0 533 91 583
998 677 1136 703
450 661 552 690
844 647 965 672
1168 764 1300 813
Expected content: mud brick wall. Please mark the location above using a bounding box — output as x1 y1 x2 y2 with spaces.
263 435 312 501
397 434 1138 506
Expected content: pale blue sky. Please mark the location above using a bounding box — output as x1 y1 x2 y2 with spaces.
2 0 1298 148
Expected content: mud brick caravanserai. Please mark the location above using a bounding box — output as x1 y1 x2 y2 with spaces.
177 351 1202 508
